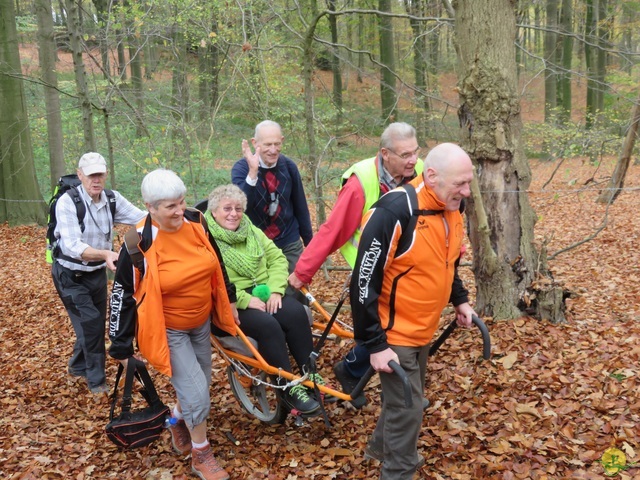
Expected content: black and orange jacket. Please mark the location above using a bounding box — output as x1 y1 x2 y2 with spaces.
351 176 469 352
108 209 237 376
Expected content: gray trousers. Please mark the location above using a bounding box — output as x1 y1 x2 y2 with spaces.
51 262 108 389
280 238 308 305
369 344 429 480
167 321 212 429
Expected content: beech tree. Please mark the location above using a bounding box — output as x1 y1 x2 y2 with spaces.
378 0 397 123
36 0 65 191
64 0 96 151
0 0 47 225
453 0 567 322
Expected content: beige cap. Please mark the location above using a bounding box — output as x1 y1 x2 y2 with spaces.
78 152 107 175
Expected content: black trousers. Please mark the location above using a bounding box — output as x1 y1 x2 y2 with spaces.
215 295 313 375
51 262 108 389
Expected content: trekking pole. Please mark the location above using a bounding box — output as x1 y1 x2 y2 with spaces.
429 314 491 360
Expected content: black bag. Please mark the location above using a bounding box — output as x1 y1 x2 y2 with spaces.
105 358 170 449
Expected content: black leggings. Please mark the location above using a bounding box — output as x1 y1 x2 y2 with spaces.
232 295 313 374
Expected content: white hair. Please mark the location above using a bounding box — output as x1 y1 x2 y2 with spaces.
254 120 282 140
141 169 186 206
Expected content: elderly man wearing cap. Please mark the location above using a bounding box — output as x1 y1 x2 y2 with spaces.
51 152 146 394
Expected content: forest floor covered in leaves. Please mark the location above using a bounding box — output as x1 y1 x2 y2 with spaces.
1 158 639 479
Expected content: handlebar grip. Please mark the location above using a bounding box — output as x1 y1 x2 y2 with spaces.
428 314 491 360
471 314 491 360
388 360 413 408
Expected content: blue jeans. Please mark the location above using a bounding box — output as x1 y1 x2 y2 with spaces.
343 343 371 378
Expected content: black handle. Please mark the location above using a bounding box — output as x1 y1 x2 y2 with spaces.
388 360 413 408
428 314 491 360
348 361 412 408
350 365 375 400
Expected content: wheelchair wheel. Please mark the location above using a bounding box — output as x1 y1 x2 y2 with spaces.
226 363 288 425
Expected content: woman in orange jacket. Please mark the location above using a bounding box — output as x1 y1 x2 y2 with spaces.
109 169 238 480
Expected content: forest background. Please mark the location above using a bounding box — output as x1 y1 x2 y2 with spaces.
1 0 639 478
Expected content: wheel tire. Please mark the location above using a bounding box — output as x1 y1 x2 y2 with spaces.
226 364 288 425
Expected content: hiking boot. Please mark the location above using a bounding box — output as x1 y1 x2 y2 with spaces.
68 368 86 378
282 384 320 414
333 361 367 408
191 444 229 480
88 383 109 395
169 419 191 455
364 444 425 468
423 397 430 410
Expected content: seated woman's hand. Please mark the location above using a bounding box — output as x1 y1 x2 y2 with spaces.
266 293 282 315
247 296 266 311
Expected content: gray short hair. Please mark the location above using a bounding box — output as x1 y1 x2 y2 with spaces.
380 122 417 149
141 169 186 206
208 184 247 212
254 120 282 140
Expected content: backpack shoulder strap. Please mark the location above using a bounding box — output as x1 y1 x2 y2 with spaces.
394 184 443 257
124 227 145 274
185 207 209 231
68 187 87 232
105 189 116 219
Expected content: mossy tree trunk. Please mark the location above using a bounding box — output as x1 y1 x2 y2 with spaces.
453 0 567 323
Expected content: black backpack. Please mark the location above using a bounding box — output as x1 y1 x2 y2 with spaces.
46 174 116 264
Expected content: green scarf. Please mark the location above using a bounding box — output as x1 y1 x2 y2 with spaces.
205 211 264 282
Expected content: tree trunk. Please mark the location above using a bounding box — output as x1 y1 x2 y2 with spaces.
35 0 65 192
303 12 326 228
0 0 47 225
453 0 567 323
65 0 96 151
208 19 222 115
170 27 190 156
585 0 597 129
378 0 397 124
327 0 343 123
596 91 640 205
357 9 364 83
595 0 609 114
404 0 430 144
128 37 145 137
557 0 572 123
92 0 110 79
544 0 558 121
197 42 210 123
117 30 126 80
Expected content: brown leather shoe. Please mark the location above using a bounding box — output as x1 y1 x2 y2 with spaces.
191 444 229 480
169 419 191 455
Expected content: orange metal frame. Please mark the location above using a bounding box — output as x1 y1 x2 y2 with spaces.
210 286 355 403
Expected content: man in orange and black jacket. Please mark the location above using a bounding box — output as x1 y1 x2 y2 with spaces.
351 143 477 479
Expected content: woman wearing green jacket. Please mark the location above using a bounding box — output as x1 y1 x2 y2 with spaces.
205 184 321 415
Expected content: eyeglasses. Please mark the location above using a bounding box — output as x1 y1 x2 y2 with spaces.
385 146 421 160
